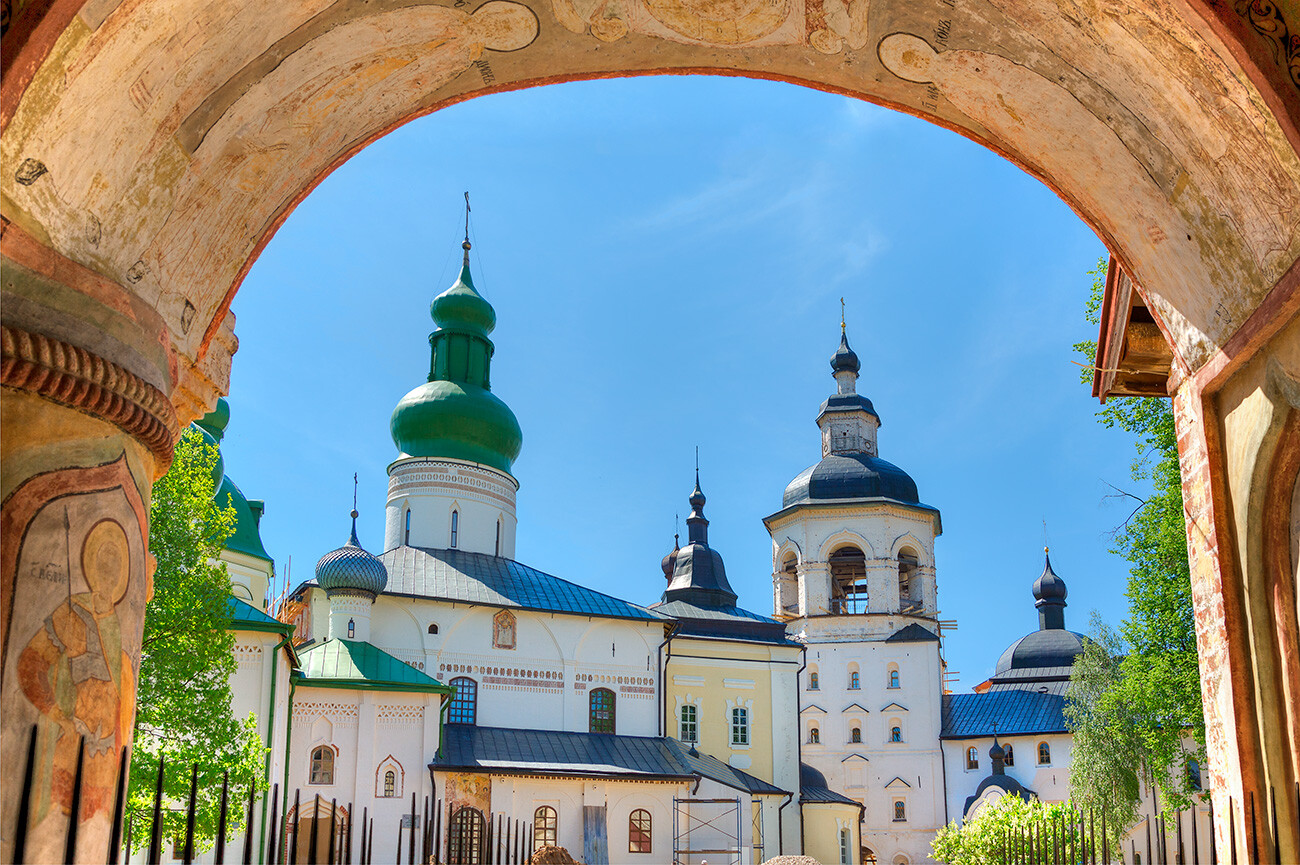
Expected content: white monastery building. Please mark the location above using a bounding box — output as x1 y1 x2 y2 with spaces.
193 237 1208 864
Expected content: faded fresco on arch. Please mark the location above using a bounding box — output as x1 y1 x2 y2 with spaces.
1 459 148 861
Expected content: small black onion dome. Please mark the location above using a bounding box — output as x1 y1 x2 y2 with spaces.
989 739 1005 762
831 332 860 374
783 453 921 508
688 481 706 511
316 510 388 597
1033 551 1068 602
661 536 679 581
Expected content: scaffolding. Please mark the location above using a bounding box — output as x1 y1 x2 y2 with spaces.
672 797 743 865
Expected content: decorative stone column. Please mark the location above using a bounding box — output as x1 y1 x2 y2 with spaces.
0 230 207 863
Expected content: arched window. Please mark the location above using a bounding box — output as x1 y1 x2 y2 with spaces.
849 670 860 690
590 688 616 734
889 669 900 689
450 509 459 548
428 622 439 634
347 618 355 639
1004 744 1015 766
404 509 411 545
383 770 396 797
628 809 652 853
839 827 852 864
898 549 920 613
448 806 486 864
309 746 334 785
809 726 820 744
533 806 557 851
809 672 820 690
829 546 868 614
449 677 477 725
731 707 749 745
893 800 906 822
1037 741 1051 764
495 519 502 556
679 704 697 742
966 747 979 770
850 727 862 743
890 726 902 743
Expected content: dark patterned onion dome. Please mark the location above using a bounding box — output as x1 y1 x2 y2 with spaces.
316 512 388 597
830 331 860 374
782 453 921 507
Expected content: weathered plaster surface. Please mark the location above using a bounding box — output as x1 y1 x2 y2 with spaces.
1 0 1298 398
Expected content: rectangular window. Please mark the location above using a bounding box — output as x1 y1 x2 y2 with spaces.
731 707 749 746
680 705 698 743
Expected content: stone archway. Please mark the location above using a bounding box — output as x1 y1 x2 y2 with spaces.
2 1 1298 861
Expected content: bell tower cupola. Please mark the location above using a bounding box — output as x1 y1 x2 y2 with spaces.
817 311 881 459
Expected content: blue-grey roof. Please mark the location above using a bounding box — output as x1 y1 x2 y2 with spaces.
652 600 798 645
941 691 1068 739
432 725 785 795
374 547 667 623
781 453 931 509
799 763 859 806
887 623 940 642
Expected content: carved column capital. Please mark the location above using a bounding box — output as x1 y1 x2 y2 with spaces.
0 324 179 469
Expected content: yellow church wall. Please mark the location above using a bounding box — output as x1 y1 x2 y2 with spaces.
664 636 801 791
802 802 860 865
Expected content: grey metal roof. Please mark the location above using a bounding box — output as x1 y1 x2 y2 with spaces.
432 725 786 795
653 600 798 645
373 547 668 622
987 671 1074 693
781 453 934 510
886 623 940 643
940 691 1069 739
799 763 859 806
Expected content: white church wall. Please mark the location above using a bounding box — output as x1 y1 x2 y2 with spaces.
287 687 441 865
385 458 518 557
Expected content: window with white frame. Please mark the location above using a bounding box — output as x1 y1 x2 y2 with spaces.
966 747 979 770
731 707 749 745
680 704 698 743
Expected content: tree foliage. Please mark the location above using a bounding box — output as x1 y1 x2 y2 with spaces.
129 429 265 850
1065 256 1205 825
931 796 1085 865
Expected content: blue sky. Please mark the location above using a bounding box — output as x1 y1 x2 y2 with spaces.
219 74 1146 693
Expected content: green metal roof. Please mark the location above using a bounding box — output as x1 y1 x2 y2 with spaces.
294 638 452 694
217 476 273 563
227 596 293 634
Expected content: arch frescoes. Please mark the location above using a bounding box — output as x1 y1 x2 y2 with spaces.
1 0 1300 859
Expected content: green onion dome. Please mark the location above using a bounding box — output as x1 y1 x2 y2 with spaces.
390 246 523 475
315 511 388 597
193 397 230 492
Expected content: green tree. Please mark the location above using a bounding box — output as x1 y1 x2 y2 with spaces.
931 796 1085 865
1065 257 1206 827
128 428 265 850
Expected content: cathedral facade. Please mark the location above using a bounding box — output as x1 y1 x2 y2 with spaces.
194 240 1206 865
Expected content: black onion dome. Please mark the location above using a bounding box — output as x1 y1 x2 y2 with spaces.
993 628 1086 674
782 453 921 508
989 739 1005 762
830 332 860 374
1034 553 1068 602
661 537 679 581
